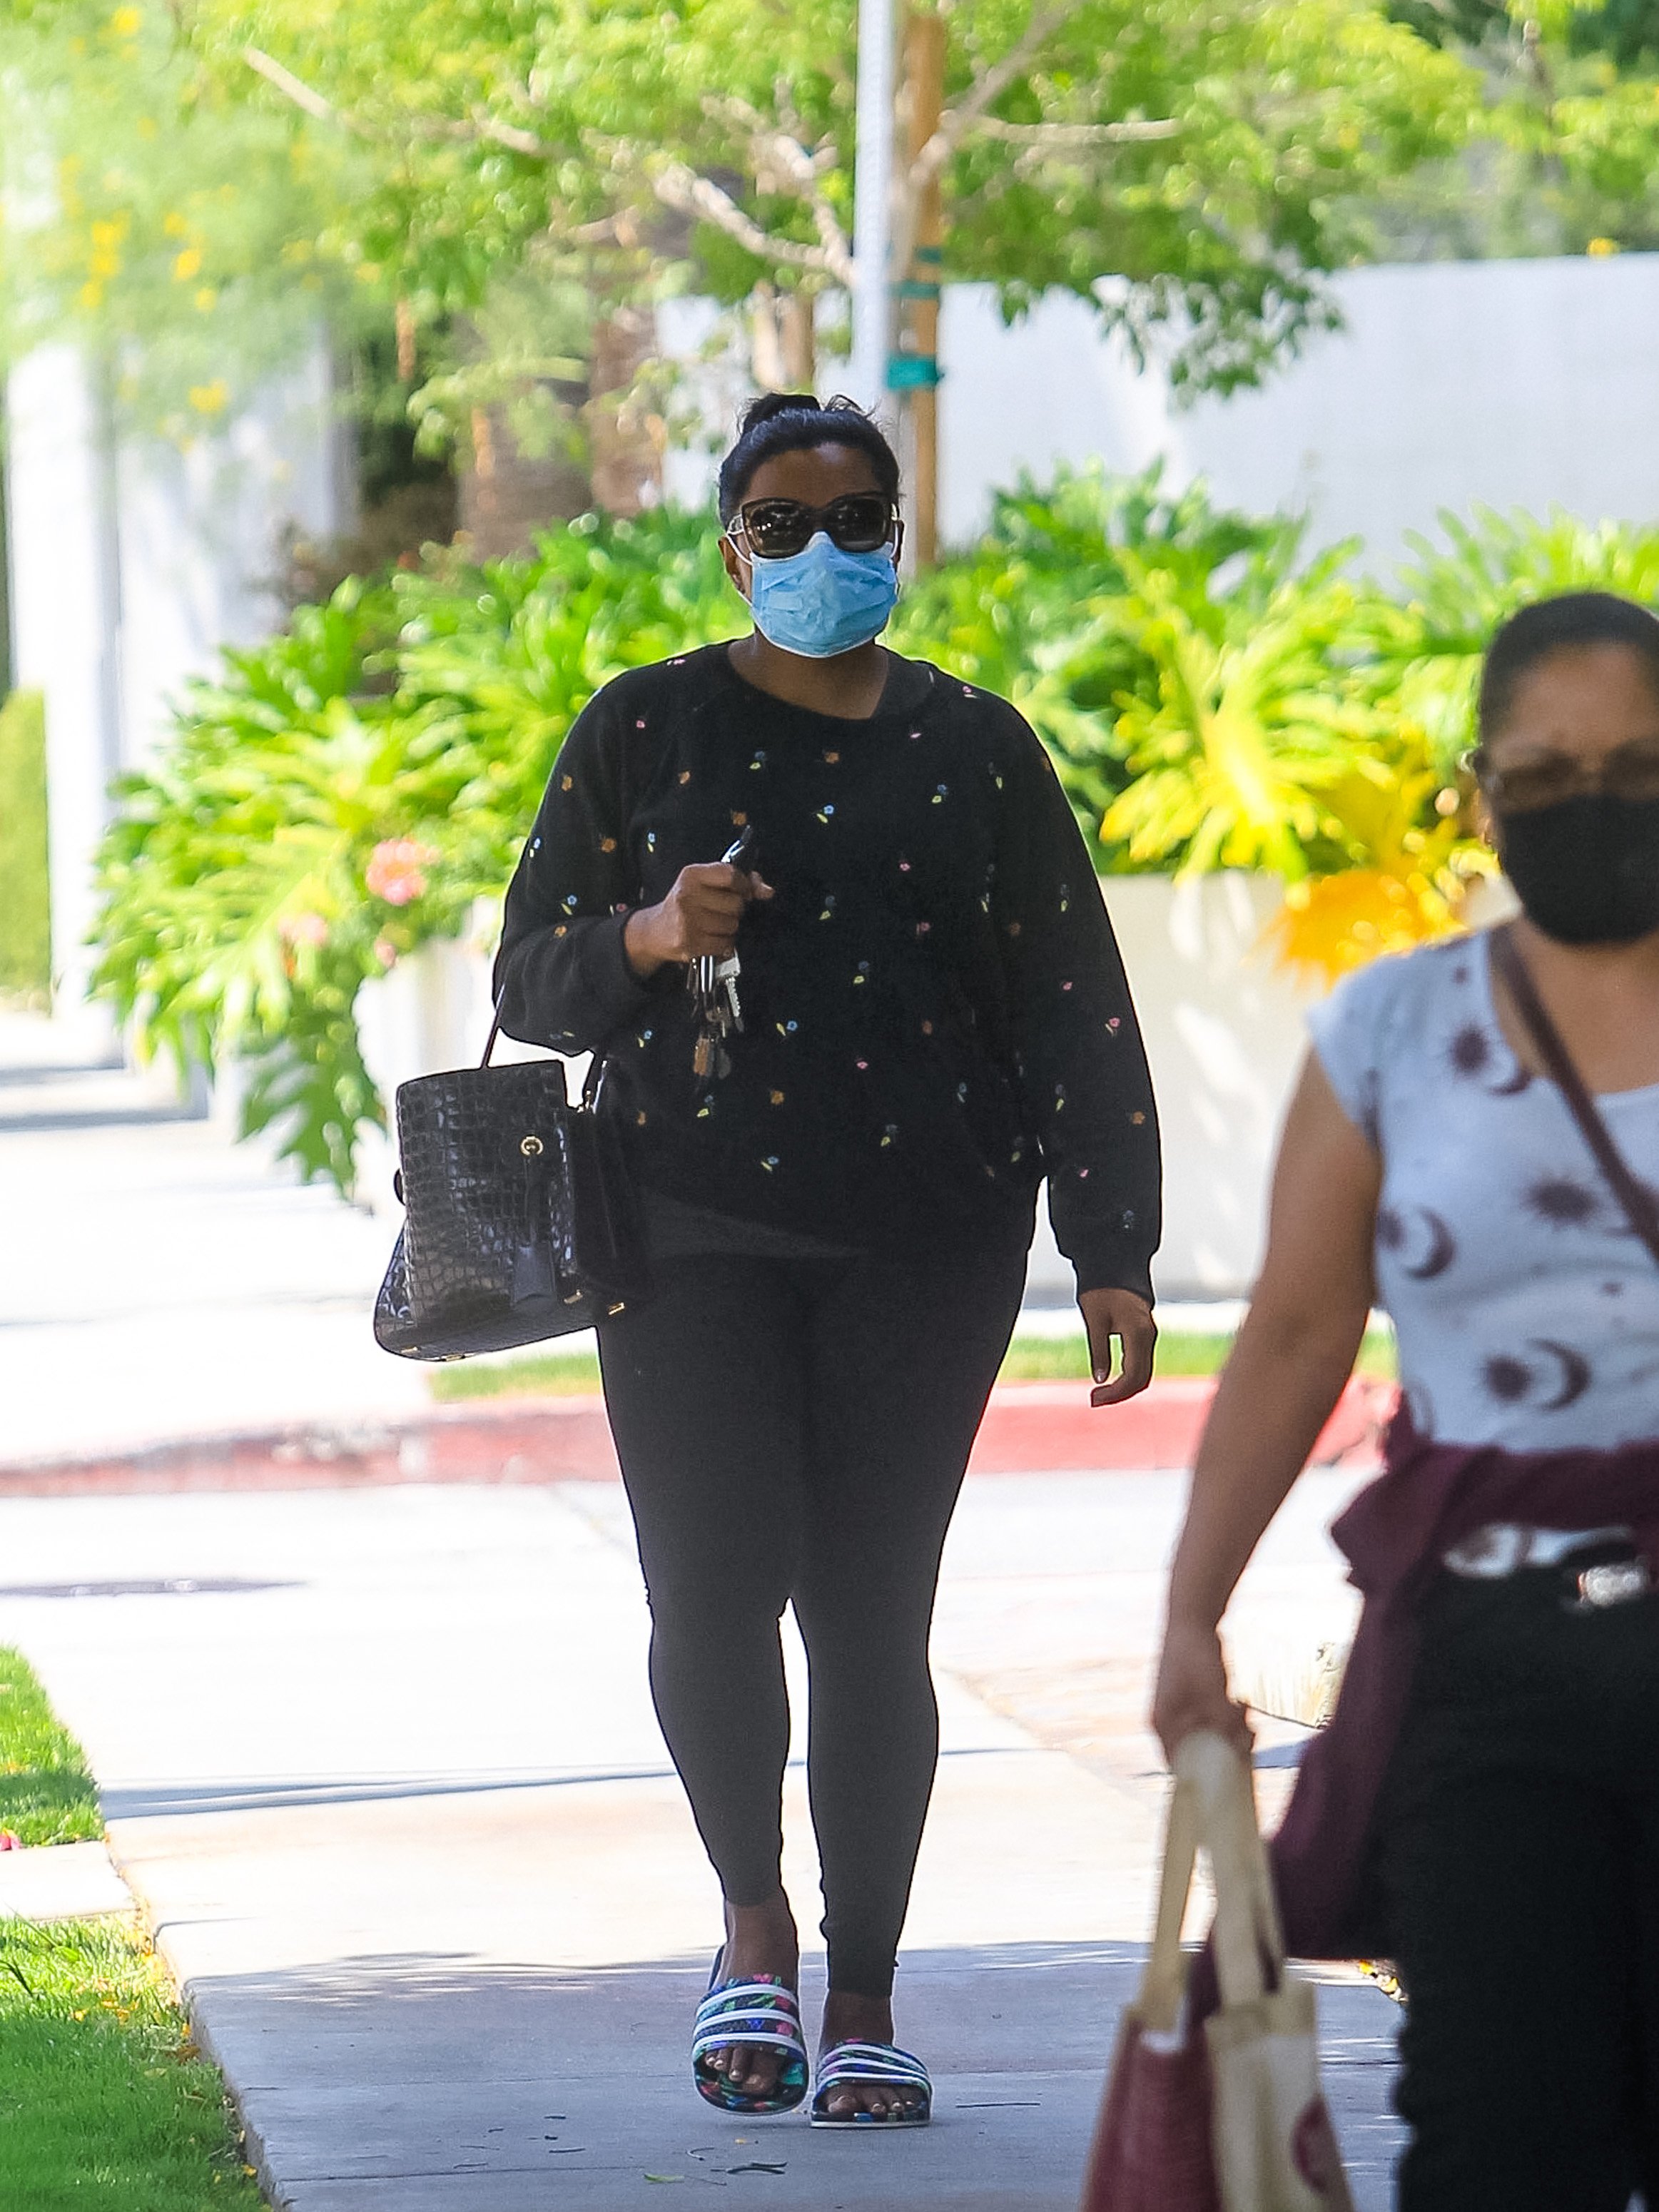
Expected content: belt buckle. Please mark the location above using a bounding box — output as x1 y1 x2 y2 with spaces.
1568 1556 1655 1613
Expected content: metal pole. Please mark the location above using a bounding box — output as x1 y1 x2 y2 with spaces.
851 0 896 413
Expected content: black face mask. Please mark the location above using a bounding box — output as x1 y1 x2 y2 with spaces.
1496 792 1659 945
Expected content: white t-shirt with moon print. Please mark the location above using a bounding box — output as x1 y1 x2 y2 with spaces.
1309 931 1659 1453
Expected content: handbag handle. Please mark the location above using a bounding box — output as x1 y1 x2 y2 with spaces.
1490 925 1659 1269
1137 1768 1203 2031
480 1007 607 1111
1175 1730 1287 2013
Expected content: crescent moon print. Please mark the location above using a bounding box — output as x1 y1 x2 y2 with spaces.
1481 1341 1593 1411
1447 1021 1532 1095
1377 1205 1457 1279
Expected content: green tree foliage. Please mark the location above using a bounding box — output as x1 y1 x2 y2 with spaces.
185 0 1473 396
1366 0 1659 258
0 0 370 427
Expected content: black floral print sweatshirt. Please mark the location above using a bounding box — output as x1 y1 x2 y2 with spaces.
494 644 1161 1299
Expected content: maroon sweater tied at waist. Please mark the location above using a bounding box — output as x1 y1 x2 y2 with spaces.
1269 1404 1659 1962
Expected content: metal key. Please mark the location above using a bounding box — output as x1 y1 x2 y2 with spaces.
689 831 754 1079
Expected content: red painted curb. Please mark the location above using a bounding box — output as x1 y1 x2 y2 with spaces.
0 1377 1392 1498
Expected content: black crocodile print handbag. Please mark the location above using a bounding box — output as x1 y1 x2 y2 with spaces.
373 1017 649 1361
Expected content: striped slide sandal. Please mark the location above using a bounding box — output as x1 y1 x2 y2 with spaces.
691 1952 808 2116
809 2039 933 2127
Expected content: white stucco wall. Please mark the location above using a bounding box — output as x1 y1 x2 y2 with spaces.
938 255 1659 566
3 340 347 1015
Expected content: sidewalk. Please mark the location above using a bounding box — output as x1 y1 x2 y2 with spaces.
0 1010 427 1466
0 1473 1400 2211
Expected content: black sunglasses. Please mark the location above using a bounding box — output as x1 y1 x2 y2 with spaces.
1471 737 1659 813
730 493 900 561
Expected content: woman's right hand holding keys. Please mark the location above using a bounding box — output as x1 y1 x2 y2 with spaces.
624 863 775 978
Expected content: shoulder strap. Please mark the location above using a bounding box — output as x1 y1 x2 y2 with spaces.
1490 925 1659 1270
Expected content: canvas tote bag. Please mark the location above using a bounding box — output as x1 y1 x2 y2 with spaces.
1080 1730 1354 2212
1079 1750 1219 2211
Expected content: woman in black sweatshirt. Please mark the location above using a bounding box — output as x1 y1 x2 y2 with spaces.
494 394 1161 2127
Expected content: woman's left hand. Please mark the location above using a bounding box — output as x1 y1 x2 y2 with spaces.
1079 1288 1157 1404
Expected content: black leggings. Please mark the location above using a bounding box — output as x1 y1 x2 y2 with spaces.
597 1242 1027 1998
1377 1570 1659 2212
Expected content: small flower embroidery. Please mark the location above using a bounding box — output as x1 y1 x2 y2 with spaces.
818 804 837 823
776 1018 799 1037
932 784 948 804
731 811 748 828
921 1020 933 1035
1131 1111 1146 1125
770 1089 786 1105
880 1124 899 1147
635 718 647 730
760 1155 779 1173
678 769 692 786
823 749 841 764
750 751 768 771
853 962 871 985
600 836 617 853
1005 920 1022 938
561 774 574 792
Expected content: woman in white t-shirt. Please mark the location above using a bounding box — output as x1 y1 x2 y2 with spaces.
1152 591 1659 2211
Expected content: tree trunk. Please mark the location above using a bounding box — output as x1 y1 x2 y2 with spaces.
751 286 817 395
587 306 664 517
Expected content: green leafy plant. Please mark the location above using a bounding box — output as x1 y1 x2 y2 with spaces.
0 691 51 1003
94 514 740 1189
92 481 1659 1196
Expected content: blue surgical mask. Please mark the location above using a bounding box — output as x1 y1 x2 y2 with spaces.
745 532 899 659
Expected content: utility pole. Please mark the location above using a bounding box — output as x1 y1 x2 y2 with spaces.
892 9 945 566
851 0 897 416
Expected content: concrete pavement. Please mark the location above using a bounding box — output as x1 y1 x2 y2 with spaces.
0 1472 1400 2211
0 1009 428 1468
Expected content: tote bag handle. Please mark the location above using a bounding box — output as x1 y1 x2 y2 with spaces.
1174 1731 1288 2011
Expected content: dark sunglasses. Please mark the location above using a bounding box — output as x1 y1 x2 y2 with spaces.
1471 737 1659 813
729 493 899 561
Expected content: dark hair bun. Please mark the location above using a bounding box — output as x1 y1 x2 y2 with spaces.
737 392 821 434
718 392 900 522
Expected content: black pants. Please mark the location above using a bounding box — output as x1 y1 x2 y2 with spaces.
1376 1568 1659 2212
597 1242 1027 1998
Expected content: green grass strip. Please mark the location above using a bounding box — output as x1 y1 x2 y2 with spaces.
0 1915 264 2210
0 1647 103 1846
428 1326 1398 1400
